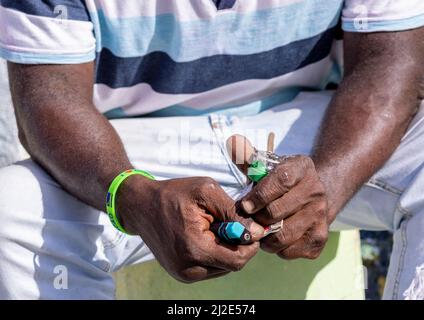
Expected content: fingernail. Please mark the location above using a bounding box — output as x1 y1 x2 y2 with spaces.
242 200 255 213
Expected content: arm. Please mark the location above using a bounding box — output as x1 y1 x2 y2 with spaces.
238 28 424 259
313 29 424 220
9 62 131 211
8 62 261 281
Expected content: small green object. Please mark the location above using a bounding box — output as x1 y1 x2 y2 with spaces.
247 160 268 182
106 169 155 234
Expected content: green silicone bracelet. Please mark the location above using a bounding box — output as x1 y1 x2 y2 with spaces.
106 169 155 234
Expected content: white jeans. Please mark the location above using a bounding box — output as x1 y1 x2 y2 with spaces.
0 92 423 300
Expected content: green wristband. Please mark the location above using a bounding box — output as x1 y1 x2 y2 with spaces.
106 169 155 234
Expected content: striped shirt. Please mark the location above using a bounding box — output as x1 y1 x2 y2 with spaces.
1 1 424 118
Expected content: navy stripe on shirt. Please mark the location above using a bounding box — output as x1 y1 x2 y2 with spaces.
211 0 237 10
0 0 90 21
95 27 336 94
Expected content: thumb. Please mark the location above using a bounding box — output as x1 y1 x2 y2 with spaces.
203 183 264 241
224 201 265 242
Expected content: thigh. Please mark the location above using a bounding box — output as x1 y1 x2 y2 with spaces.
383 158 424 299
384 208 424 300
0 160 116 299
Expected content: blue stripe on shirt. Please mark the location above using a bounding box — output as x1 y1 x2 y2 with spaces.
95 26 336 94
92 0 342 61
0 47 95 65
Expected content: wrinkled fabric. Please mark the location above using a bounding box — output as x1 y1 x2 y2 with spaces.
0 91 423 299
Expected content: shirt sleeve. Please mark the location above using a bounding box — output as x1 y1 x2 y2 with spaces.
0 0 96 64
342 0 424 33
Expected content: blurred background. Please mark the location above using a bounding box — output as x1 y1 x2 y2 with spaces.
0 59 392 300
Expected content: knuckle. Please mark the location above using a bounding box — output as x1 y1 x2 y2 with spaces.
314 201 328 219
305 248 323 260
312 236 327 249
202 176 217 185
275 165 295 187
300 155 315 168
195 177 218 195
305 156 315 167
200 177 218 189
306 226 328 250
312 230 328 248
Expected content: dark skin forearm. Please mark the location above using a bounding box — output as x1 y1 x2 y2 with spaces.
237 28 424 260
312 29 424 221
8 62 261 282
8 62 134 211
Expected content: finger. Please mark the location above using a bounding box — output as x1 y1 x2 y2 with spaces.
256 178 325 225
203 270 231 281
197 179 264 240
260 205 315 253
195 177 237 221
176 265 230 283
277 223 329 260
202 232 260 271
277 237 324 260
241 158 309 214
211 242 260 272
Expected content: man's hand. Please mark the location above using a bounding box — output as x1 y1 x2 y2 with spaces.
240 156 329 259
233 28 424 262
117 175 263 283
8 63 263 282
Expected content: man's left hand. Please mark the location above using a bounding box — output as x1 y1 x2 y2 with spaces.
240 155 330 260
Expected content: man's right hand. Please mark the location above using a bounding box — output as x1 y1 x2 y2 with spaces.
8 63 262 283
117 176 264 283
